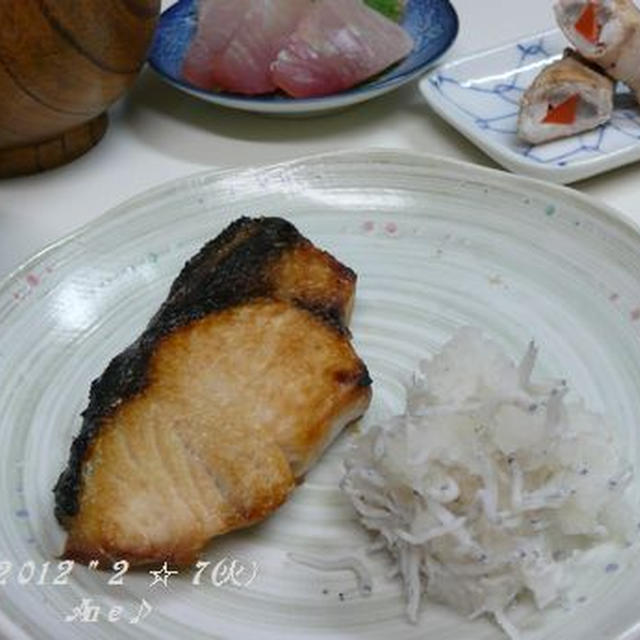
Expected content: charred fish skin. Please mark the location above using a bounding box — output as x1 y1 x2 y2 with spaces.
155 216 356 331
54 217 367 528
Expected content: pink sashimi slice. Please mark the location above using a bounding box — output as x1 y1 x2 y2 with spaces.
208 0 312 95
182 0 252 89
271 0 414 99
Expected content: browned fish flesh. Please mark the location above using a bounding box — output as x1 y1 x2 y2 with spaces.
53 217 372 566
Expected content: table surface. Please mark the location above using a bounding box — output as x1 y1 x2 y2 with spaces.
2 0 639 280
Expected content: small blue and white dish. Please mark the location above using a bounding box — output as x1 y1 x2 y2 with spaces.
420 29 640 184
148 0 459 116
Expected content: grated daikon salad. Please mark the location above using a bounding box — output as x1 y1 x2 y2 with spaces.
342 328 637 638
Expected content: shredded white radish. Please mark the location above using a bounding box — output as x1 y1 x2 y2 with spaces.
288 552 373 597
342 328 637 639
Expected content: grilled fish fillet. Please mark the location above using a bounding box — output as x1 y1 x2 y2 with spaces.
54 217 372 566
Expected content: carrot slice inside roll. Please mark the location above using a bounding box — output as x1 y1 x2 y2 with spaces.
575 2 600 43
542 93 580 125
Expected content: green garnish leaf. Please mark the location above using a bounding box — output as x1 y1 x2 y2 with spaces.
364 0 403 22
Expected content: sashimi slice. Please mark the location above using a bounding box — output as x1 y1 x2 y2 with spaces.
182 0 252 89
208 0 312 95
271 0 414 99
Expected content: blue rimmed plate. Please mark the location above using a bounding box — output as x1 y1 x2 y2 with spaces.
419 29 640 184
148 0 458 116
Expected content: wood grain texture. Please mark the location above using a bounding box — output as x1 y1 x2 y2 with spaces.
0 0 160 177
0 113 108 178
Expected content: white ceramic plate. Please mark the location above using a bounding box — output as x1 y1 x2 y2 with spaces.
1 150 640 640
419 30 640 184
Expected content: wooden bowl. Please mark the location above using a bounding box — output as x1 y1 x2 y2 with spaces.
0 0 160 178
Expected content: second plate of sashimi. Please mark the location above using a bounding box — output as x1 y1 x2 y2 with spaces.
148 0 459 115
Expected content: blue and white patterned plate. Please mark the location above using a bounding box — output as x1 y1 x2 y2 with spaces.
420 29 640 184
148 0 458 116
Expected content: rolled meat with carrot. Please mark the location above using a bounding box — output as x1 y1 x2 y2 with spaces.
554 0 640 97
518 50 614 144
